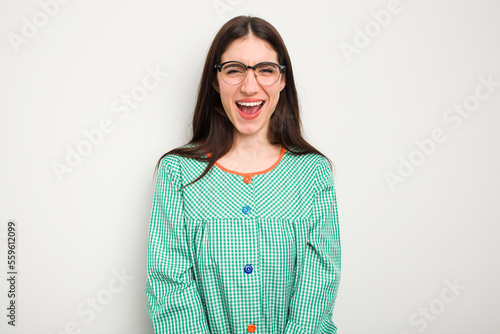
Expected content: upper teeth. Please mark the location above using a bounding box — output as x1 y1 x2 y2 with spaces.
236 101 263 106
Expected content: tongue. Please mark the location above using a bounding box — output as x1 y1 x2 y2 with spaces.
239 104 260 114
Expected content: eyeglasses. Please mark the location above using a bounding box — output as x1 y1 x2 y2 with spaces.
214 61 285 86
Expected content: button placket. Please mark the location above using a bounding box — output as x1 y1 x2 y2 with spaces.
243 178 258 333
242 174 255 215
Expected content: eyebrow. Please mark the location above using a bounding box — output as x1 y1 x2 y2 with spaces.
219 60 279 65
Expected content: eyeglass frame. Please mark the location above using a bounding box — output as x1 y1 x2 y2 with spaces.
214 60 286 86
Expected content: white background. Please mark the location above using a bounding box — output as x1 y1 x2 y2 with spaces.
1 0 499 333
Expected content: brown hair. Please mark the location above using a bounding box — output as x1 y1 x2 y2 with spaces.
156 15 333 189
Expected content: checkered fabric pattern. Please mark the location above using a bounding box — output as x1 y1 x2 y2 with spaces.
146 146 341 334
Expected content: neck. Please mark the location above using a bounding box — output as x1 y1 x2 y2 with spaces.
229 132 280 159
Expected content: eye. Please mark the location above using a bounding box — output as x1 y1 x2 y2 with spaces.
222 64 245 76
257 64 277 75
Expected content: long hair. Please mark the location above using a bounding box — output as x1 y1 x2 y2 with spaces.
156 15 333 190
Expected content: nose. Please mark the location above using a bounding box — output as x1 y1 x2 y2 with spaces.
240 68 259 95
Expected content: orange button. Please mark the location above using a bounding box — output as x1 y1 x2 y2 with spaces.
247 324 256 333
244 175 252 184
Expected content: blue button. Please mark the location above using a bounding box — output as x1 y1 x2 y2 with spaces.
242 206 251 214
244 265 253 274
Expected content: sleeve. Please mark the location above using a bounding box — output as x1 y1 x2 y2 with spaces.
146 155 211 334
284 158 342 334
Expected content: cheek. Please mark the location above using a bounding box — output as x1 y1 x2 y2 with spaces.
222 95 234 109
268 89 282 103
219 86 235 102
219 90 236 113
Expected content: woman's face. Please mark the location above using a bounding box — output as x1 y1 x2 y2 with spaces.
215 35 286 138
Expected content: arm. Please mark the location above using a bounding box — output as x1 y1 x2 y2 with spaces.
146 155 210 334
284 158 342 334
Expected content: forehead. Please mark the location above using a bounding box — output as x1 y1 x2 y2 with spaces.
221 35 278 64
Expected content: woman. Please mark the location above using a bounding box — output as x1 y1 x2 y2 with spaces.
146 15 341 334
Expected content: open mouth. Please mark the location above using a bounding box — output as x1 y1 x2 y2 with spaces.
235 101 265 115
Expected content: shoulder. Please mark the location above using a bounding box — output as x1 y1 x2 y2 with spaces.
282 151 333 189
158 154 180 170
294 152 333 190
158 143 201 170
285 150 331 173
157 155 183 184
158 150 207 186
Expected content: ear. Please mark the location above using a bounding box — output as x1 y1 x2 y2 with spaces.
212 71 221 93
279 74 286 92
212 78 220 94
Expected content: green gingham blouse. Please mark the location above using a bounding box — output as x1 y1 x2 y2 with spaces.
146 146 341 334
